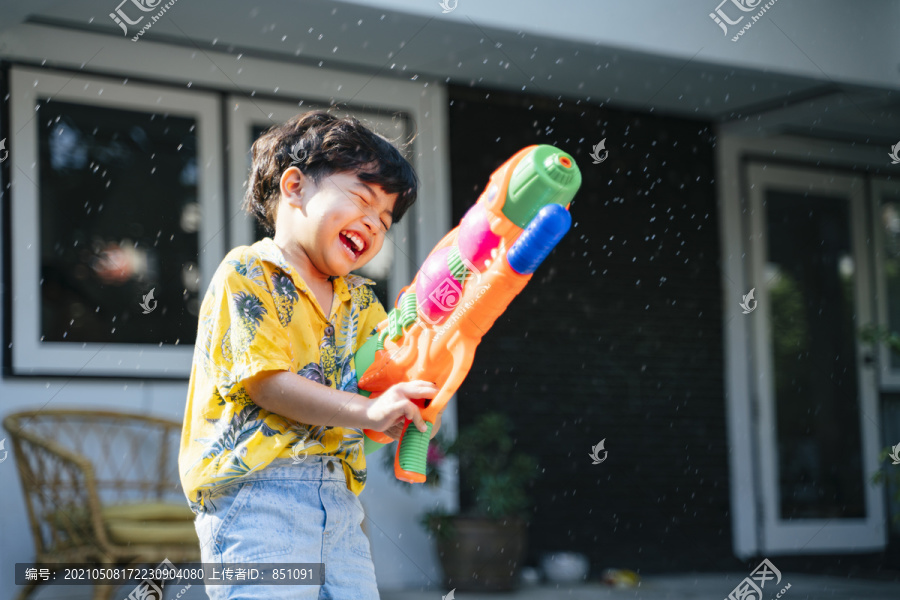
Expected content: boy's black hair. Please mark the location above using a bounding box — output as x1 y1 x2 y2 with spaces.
244 110 418 234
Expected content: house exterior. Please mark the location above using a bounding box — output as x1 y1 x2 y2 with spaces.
1 1 898 597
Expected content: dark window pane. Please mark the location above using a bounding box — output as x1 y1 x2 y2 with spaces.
766 190 865 519
38 100 199 344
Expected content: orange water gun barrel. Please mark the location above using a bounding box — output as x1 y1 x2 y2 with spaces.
354 144 582 483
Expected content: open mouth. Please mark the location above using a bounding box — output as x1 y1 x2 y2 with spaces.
339 230 367 260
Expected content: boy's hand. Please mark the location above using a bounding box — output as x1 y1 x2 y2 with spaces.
384 410 442 442
383 420 406 441
365 381 437 434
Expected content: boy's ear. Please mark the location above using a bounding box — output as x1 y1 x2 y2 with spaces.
280 166 307 208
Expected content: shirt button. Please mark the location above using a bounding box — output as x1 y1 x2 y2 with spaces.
326 461 335 472
324 325 335 337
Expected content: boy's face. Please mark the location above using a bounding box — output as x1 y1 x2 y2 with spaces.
279 168 396 278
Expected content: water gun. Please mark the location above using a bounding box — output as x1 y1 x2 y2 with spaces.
354 144 582 483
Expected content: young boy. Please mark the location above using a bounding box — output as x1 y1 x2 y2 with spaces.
179 110 439 599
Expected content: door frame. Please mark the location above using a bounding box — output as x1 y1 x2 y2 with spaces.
717 131 888 558
746 163 884 553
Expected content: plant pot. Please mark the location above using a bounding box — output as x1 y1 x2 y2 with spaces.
433 515 527 591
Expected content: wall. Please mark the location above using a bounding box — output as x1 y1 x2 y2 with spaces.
447 84 738 571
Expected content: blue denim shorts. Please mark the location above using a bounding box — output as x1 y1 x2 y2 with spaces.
193 455 378 599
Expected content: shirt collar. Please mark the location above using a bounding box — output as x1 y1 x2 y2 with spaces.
253 237 377 303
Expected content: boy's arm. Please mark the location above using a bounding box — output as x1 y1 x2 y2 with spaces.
244 369 434 433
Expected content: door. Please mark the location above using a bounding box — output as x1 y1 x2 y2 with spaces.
747 163 885 553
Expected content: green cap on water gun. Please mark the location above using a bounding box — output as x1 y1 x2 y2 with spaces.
503 145 582 229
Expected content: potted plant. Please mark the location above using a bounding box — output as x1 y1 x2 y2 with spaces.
415 411 539 591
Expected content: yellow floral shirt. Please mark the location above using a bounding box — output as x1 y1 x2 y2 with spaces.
179 237 387 510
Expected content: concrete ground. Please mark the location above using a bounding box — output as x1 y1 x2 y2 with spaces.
26 573 900 599
379 574 900 600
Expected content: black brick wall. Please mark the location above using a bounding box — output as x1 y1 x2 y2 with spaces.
446 85 740 573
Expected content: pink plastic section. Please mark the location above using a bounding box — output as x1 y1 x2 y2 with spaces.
458 203 501 271
415 246 459 325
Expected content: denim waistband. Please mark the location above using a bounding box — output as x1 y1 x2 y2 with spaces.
199 455 347 506
192 454 347 512
238 455 347 483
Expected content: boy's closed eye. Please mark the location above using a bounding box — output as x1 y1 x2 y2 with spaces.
351 182 393 231
356 194 390 231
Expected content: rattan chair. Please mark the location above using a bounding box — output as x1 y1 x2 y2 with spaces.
3 409 201 600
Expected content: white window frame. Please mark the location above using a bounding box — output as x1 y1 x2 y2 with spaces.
226 97 415 301
869 178 900 390
8 66 225 377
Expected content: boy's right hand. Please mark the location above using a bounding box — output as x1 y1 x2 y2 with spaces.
364 381 437 434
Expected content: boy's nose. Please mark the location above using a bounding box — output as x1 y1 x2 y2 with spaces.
360 213 379 233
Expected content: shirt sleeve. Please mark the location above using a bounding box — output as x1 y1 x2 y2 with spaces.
209 258 294 397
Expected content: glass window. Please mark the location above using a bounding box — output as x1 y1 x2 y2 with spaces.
766 190 865 519
38 99 200 345
10 67 223 377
